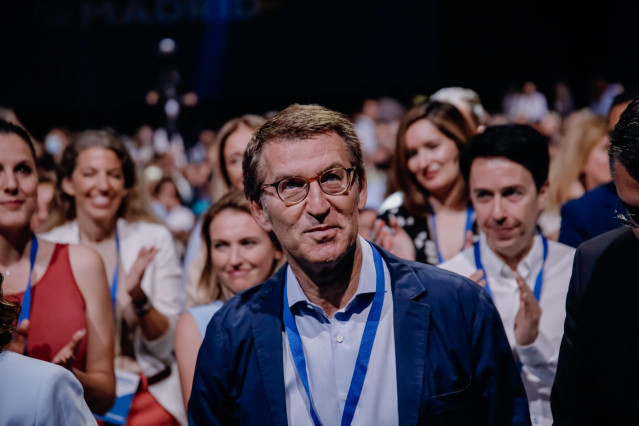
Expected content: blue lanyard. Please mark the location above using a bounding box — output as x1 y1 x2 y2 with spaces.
111 230 120 317
430 207 474 264
282 242 385 426
473 234 548 301
17 235 39 354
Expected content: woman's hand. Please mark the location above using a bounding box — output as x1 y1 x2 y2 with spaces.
369 218 416 261
126 246 160 302
52 329 87 371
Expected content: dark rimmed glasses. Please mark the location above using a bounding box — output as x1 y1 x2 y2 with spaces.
261 167 357 206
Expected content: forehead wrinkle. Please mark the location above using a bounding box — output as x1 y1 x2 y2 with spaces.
260 138 350 182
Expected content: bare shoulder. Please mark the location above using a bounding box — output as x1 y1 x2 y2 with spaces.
68 244 104 269
176 311 198 337
67 244 109 293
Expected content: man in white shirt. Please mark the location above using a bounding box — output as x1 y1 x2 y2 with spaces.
439 124 575 426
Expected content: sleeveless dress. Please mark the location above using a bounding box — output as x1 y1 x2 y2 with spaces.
6 244 88 370
189 300 224 338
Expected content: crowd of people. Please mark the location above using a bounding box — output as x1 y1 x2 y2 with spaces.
1 77 638 425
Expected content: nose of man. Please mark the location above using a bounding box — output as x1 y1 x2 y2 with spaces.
305 181 330 222
490 196 507 223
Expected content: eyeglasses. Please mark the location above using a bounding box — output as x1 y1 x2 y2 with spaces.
261 167 356 206
615 209 639 229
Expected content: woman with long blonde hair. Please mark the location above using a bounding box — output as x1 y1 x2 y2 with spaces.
175 190 283 410
541 110 611 238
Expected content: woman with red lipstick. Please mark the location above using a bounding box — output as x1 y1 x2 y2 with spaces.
174 189 283 411
41 129 186 424
375 100 478 264
0 120 116 414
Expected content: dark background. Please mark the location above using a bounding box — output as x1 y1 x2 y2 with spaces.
1 0 637 146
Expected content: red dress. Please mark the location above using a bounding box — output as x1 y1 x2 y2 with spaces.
7 244 88 370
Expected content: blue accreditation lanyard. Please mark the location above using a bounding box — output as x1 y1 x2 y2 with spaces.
111 230 120 318
282 242 385 426
430 207 474 264
473 234 548 301
17 235 39 354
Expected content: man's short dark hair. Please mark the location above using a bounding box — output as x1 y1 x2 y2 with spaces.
243 104 364 203
460 124 550 191
610 97 639 182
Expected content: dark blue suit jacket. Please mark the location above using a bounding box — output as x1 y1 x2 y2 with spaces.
552 227 639 424
558 182 621 248
188 247 530 425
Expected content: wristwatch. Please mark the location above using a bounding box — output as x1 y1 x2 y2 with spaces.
133 293 152 317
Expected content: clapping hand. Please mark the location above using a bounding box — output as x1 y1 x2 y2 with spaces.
52 329 87 371
514 273 542 346
126 246 159 301
369 218 416 261
469 270 486 288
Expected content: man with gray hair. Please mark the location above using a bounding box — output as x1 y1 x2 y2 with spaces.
189 104 530 425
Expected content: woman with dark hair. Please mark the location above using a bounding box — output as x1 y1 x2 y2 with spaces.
41 129 185 424
175 189 283 410
0 120 115 414
375 101 478 264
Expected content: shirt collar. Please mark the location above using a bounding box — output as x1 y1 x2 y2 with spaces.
479 232 543 282
286 235 377 310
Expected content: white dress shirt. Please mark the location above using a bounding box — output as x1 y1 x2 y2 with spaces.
283 236 399 425
439 233 575 426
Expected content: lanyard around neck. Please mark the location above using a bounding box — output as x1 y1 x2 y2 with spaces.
110 230 120 318
282 242 385 426
473 234 548 300
17 234 39 354
430 207 474 264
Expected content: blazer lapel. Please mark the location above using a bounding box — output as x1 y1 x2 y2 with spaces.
252 267 288 425
382 250 430 425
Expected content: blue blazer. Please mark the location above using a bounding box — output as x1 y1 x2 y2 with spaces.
188 247 530 425
558 181 621 248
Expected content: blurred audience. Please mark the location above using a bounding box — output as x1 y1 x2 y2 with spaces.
504 80 549 124
430 86 488 132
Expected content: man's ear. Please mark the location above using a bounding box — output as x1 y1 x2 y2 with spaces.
356 171 368 211
537 180 549 212
61 177 76 197
250 199 273 233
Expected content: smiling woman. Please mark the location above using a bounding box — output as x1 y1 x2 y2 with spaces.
175 189 283 410
40 129 187 424
0 120 116 414
376 101 478 265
